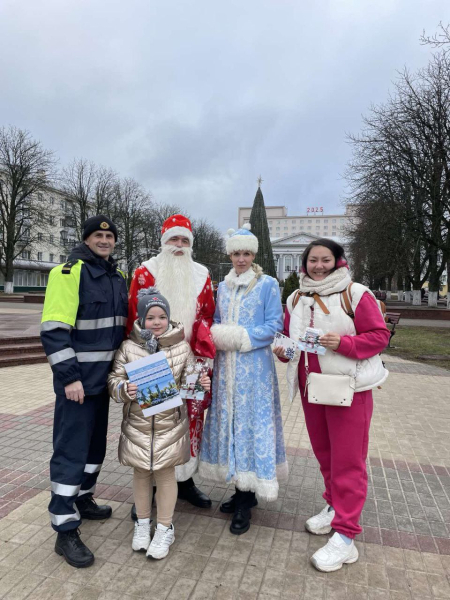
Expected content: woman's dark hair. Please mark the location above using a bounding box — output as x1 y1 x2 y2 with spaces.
301 238 346 273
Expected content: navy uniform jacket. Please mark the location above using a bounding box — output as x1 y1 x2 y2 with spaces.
40 243 128 396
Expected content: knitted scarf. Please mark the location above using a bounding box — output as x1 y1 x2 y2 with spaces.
298 267 351 296
139 328 159 353
139 323 173 353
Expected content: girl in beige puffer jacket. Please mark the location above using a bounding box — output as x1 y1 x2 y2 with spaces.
108 287 210 560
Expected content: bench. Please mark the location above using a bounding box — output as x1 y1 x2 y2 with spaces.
385 311 401 348
373 290 387 301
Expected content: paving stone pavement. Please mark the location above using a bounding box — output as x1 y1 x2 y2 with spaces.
1 356 450 599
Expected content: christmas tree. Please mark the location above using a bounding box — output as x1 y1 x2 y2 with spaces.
282 270 300 304
249 179 277 278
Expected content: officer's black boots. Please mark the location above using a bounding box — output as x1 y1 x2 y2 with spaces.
76 497 112 520
55 529 94 568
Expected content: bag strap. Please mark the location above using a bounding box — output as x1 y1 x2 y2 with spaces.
292 290 330 315
292 290 302 309
312 293 330 315
341 282 355 319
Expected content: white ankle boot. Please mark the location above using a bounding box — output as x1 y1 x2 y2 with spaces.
305 505 335 535
311 532 359 572
132 520 152 551
146 523 175 559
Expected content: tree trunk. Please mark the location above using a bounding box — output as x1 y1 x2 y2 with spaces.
428 291 438 307
412 290 422 305
4 251 14 294
396 274 403 301
447 259 450 310
404 291 411 303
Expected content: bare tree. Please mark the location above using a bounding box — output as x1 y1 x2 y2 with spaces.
110 178 153 284
346 48 450 306
60 158 96 239
421 22 450 51
191 218 227 280
0 126 56 293
93 166 118 215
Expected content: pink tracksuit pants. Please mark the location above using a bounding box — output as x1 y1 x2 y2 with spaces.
300 384 373 538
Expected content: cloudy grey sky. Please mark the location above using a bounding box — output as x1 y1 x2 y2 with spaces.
0 0 447 230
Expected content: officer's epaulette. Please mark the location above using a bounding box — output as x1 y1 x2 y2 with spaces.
61 259 79 274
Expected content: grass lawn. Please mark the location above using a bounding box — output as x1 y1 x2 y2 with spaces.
384 326 450 371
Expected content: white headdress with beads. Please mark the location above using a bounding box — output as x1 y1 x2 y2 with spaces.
226 223 259 254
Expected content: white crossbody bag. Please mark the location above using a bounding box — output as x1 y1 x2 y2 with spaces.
304 351 356 407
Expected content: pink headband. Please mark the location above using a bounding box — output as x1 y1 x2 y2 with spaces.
336 258 349 269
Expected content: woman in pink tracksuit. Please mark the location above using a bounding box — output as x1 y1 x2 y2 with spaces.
274 239 389 572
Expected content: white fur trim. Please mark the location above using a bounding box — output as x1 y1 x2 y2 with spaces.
226 235 258 254
198 461 284 502
175 455 198 482
161 226 194 246
224 267 256 288
211 324 246 351
141 256 209 299
242 223 252 231
240 330 253 353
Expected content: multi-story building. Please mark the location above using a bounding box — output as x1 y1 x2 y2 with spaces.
0 186 79 292
238 205 351 238
237 205 352 281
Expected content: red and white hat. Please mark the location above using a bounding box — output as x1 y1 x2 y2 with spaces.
161 214 194 247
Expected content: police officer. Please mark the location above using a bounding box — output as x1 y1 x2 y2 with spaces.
41 215 128 568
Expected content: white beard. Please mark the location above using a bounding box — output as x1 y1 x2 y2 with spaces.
154 245 198 341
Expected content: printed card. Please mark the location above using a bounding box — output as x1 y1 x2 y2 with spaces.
273 332 299 361
297 327 327 355
180 359 207 400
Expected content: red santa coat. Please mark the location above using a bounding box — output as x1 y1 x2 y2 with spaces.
126 257 215 480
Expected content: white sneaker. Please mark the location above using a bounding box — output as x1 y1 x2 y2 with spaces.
305 505 335 535
146 523 175 560
310 532 359 572
132 520 152 551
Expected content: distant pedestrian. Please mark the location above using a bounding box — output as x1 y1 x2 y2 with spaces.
41 215 128 568
274 238 389 572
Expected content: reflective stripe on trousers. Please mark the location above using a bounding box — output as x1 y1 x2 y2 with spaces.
49 508 80 527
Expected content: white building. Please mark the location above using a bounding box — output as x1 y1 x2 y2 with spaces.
0 186 79 292
238 205 351 281
238 205 352 238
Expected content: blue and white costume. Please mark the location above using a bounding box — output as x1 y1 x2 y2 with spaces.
199 226 288 501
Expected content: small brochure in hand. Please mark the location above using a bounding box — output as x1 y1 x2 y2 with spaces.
124 351 182 417
180 359 207 401
297 327 327 355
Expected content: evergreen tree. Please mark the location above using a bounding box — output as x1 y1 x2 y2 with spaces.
249 183 277 278
282 270 300 304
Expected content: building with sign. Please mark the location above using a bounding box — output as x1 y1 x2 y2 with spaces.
237 205 352 281
238 205 352 238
